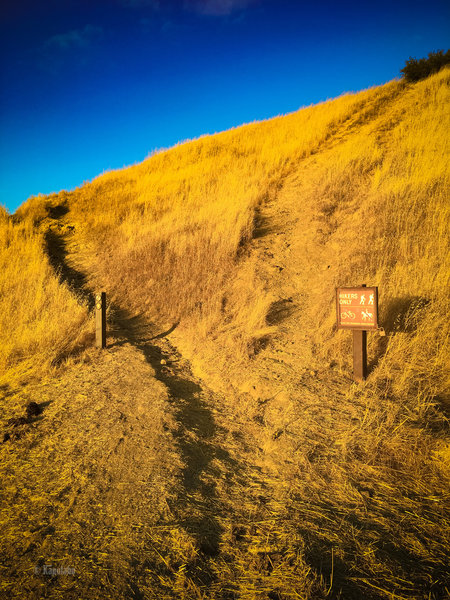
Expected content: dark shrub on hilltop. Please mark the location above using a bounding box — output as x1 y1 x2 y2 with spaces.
401 49 450 82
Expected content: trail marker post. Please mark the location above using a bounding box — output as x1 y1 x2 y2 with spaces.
336 284 378 382
95 292 107 348
352 329 367 381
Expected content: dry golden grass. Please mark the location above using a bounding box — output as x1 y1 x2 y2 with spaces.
0 206 91 387
1 69 449 599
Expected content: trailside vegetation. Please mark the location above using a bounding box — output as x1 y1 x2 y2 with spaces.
400 49 450 82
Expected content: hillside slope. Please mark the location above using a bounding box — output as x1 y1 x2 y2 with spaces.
1 69 449 599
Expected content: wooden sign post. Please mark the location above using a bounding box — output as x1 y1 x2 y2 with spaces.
336 284 378 382
352 329 367 381
95 292 107 348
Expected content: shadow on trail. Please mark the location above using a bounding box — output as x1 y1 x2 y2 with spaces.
44 229 95 310
252 206 284 239
112 306 238 561
43 227 236 570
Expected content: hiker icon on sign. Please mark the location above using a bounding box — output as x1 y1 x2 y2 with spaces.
369 294 374 305
360 294 366 304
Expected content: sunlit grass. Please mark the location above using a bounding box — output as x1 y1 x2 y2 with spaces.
1 68 449 599
0 207 91 386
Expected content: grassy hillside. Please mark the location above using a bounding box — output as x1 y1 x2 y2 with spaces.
0 207 91 386
1 68 449 599
9 71 449 396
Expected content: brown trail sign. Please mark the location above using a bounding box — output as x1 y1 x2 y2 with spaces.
336 285 379 381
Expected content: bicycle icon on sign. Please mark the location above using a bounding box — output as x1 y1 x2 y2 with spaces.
341 311 355 320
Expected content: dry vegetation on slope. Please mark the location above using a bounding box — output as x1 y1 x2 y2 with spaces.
0 207 91 385
0 69 449 599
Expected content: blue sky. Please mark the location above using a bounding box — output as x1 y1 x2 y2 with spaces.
1 0 449 213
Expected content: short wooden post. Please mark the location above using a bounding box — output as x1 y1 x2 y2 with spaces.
95 292 106 348
352 329 367 381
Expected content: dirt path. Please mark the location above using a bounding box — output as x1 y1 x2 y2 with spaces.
1 224 292 599
248 81 407 379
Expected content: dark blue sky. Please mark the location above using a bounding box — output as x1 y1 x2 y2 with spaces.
1 0 449 212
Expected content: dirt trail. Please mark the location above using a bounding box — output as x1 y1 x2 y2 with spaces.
0 87 383 600
43 222 257 552
1 223 282 599
250 80 406 357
